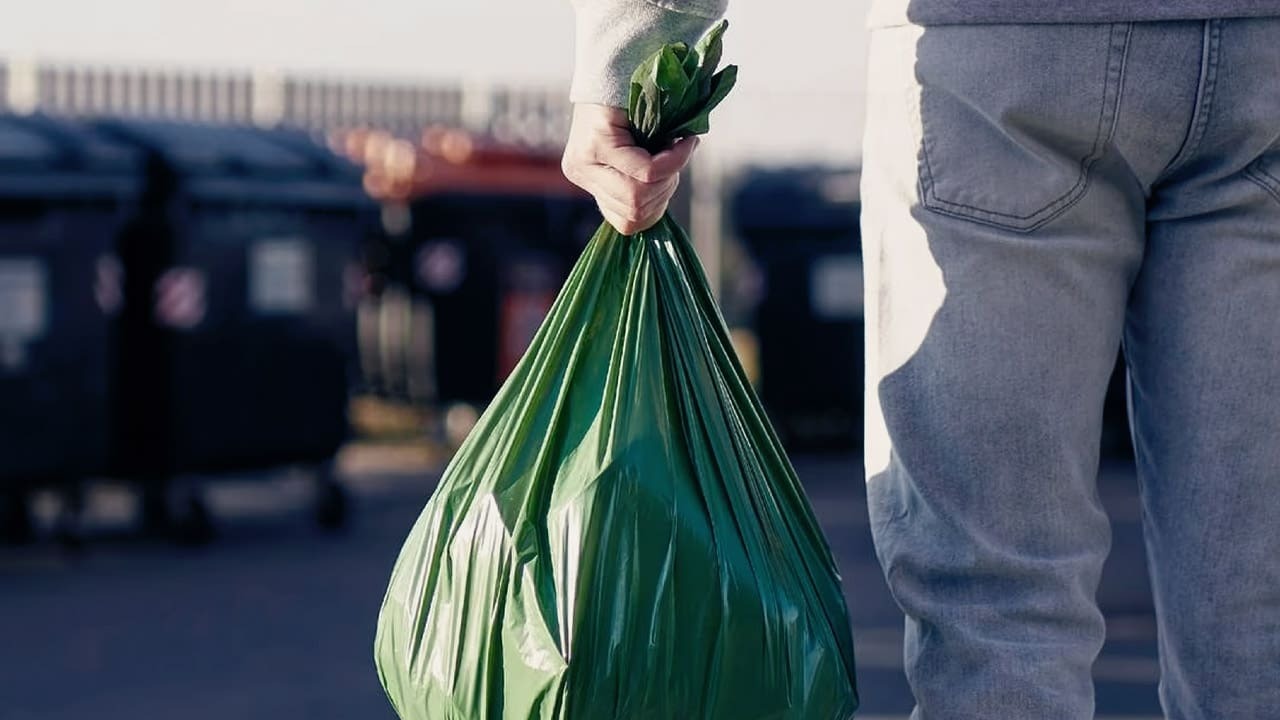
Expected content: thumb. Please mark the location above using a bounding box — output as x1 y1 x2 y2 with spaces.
596 143 662 183
649 136 700 180
598 136 700 184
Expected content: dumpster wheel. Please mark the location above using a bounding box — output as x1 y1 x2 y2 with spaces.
1 490 36 545
52 482 88 552
140 483 171 538
170 495 216 546
314 466 349 532
138 482 215 545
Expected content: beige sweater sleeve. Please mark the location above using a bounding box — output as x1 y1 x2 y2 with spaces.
570 0 729 107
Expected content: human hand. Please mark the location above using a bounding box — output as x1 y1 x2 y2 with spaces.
560 103 699 235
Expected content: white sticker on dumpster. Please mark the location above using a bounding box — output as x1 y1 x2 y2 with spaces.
156 267 208 330
810 255 864 320
416 240 466 294
250 238 315 314
0 259 49 340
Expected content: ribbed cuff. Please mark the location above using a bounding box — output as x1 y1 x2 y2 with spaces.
570 0 727 108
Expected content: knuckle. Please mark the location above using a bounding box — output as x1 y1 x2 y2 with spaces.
560 156 582 181
625 184 648 208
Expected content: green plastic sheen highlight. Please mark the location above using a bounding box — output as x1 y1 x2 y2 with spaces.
374 22 859 720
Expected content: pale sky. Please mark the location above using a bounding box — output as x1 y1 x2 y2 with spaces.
0 0 870 162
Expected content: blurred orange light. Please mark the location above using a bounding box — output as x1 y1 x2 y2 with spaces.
439 130 474 164
362 131 392 168
384 139 417 182
340 127 371 162
420 125 447 153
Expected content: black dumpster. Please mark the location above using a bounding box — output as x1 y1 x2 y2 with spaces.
93 119 375 535
257 125 376 384
732 167 864 452
0 114 139 541
409 192 595 407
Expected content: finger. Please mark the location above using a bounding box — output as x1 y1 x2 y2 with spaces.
597 202 640 236
595 143 662 183
595 135 700 184
596 179 674 235
596 196 657 236
648 136 700 179
595 193 640 231
577 164 670 213
637 174 679 217
624 175 679 228
594 173 676 223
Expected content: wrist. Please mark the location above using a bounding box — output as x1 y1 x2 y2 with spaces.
569 0 727 107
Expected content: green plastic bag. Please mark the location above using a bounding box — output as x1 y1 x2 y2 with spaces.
375 22 859 719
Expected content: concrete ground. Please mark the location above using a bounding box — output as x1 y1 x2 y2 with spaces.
0 447 1162 719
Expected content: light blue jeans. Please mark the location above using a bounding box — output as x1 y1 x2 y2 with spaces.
861 18 1280 719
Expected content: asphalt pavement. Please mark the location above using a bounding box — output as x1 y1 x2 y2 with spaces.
0 449 1162 719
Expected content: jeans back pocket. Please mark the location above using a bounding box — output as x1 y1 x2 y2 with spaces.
915 23 1132 232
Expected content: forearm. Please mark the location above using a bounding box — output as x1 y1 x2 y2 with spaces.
570 0 728 107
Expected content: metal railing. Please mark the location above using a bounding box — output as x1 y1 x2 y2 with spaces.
1 59 570 146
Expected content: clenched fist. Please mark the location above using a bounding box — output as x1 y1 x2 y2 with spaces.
560 103 700 236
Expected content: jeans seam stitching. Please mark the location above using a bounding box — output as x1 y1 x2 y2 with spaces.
917 23 1131 230
1244 164 1280 205
1253 160 1280 191
1157 19 1222 182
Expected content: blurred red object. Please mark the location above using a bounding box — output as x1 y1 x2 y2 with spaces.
334 125 586 202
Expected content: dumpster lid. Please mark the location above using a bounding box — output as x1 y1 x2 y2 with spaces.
93 119 373 206
93 119 315 178
0 114 140 198
259 126 366 183
731 166 861 233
